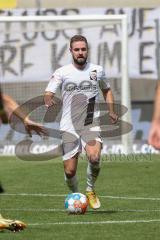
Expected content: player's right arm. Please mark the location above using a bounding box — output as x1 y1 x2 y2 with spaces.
44 69 62 108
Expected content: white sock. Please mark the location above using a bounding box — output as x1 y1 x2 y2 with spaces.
64 174 78 193
86 161 100 192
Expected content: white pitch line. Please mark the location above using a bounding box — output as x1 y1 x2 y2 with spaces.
0 208 65 212
2 193 160 201
1 208 160 213
28 219 160 226
101 195 160 201
2 193 66 197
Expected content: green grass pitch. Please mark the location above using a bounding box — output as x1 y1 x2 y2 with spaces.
0 154 160 240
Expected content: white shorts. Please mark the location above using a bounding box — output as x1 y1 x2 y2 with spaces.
61 126 103 160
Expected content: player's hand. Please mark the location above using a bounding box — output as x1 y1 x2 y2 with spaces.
109 112 118 124
24 118 47 137
44 92 55 108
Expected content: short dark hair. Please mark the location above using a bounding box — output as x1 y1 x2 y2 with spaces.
70 35 88 49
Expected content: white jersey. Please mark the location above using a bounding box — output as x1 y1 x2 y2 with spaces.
45 62 110 132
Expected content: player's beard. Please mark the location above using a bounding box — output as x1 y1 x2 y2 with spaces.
73 56 87 66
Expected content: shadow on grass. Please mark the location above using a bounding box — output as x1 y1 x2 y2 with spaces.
0 182 4 193
86 208 151 215
87 209 118 215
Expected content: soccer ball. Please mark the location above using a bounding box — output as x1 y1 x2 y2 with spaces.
64 193 88 214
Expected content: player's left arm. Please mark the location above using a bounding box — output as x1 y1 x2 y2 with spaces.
2 94 46 137
102 88 118 124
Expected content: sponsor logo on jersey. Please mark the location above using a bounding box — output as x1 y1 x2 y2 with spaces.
65 81 97 92
90 70 97 81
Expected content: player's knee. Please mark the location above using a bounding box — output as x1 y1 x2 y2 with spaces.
65 168 76 179
87 153 100 164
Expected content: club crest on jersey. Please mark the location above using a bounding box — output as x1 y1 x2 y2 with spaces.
90 70 97 81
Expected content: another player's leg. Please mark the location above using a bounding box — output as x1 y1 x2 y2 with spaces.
63 154 79 193
0 214 26 232
85 140 102 209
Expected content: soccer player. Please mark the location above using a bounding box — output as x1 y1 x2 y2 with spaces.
44 35 118 209
0 86 45 231
148 81 160 149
